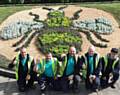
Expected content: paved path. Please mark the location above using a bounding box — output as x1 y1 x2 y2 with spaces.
0 76 120 95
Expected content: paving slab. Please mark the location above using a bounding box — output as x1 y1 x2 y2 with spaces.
0 76 120 95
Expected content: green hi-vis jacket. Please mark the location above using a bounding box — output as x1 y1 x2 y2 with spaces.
37 58 59 78
81 52 100 79
59 54 78 77
102 55 119 72
15 53 33 80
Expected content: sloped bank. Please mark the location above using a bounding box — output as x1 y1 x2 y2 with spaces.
0 54 15 78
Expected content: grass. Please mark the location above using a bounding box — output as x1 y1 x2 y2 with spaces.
79 3 120 26
0 5 32 24
0 3 120 25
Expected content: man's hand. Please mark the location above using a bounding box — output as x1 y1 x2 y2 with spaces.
89 75 96 83
109 73 113 77
68 75 74 80
26 74 31 80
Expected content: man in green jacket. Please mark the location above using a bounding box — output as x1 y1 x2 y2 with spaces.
34 52 59 95
101 48 120 89
80 45 101 92
8 47 36 92
59 46 81 93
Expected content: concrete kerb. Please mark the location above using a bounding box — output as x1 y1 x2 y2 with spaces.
0 67 15 79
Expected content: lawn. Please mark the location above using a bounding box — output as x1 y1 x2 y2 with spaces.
0 5 32 24
80 3 120 26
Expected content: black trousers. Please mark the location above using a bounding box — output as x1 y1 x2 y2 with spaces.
17 71 37 90
85 76 100 90
101 73 119 87
58 75 81 92
38 76 59 93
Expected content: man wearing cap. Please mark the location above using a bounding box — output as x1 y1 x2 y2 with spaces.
100 48 120 89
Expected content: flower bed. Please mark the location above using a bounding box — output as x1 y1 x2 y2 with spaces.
46 10 71 27
79 29 108 48
73 17 113 34
0 21 44 40
37 29 82 58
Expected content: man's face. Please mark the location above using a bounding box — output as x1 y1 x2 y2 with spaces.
21 48 27 58
88 48 94 56
69 47 76 56
110 52 118 59
46 53 52 61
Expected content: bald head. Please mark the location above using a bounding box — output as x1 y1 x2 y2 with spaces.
69 46 76 56
88 45 95 56
20 47 27 57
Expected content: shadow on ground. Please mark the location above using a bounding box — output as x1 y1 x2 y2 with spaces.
0 77 92 95
0 76 120 95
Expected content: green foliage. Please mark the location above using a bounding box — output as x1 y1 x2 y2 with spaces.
38 30 82 58
46 17 71 27
40 32 81 45
46 11 71 27
48 11 64 18
50 45 69 56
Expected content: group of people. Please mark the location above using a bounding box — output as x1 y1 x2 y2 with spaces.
8 45 120 95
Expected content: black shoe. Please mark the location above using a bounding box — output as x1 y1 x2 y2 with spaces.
111 85 116 89
29 85 36 89
19 87 25 92
27 84 36 89
101 84 108 89
73 89 80 93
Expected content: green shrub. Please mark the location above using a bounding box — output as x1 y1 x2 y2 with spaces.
46 10 71 27
48 11 64 18
46 17 71 27
37 30 82 58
